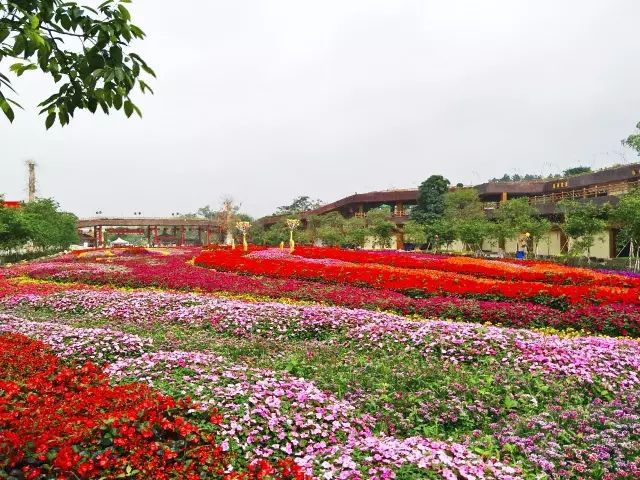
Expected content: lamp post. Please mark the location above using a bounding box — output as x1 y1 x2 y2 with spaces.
236 221 251 251
285 218 300 253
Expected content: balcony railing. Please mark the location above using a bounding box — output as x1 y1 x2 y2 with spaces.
483 179 640 209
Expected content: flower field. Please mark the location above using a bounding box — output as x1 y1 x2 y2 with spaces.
1 246 640 479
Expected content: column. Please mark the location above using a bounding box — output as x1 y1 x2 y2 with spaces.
500 192 508 203
609 228 618 259
96 226 103 248
146 226 152 247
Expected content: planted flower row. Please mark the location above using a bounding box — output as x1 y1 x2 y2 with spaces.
0 332 308 480
7 287 640 338
5 291 639 394
9 247 640 336
291 247 640 288
0 314 521 479
194 248 640 305
5 281 640 478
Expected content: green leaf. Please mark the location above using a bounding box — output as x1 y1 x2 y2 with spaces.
118 4 131 20
0 98 15 122
138 80 153 94
45 112 56 129
123 99 133 117
141 63 156 78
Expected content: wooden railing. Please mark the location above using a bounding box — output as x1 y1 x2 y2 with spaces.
483 179 640 209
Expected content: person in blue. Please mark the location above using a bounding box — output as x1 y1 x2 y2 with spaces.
516 233 530 259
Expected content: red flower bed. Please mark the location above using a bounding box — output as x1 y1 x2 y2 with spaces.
0 333 308 480
194 249 640 305
292 247 640 288
561 304 640 337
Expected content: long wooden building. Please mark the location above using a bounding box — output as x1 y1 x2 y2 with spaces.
260 163 640 258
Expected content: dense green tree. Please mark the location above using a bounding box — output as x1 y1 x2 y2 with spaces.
456 218 492 253
612 188 640 258
275 196 323 215
1 0 153 126
402 220 427 246
492 197 551 255
343 217 368 248
315 212 345 247
196 205 216 220
563 166 592 176
0 202 29 249
21 198 77 249
440 188 491 253
558 200 607 258
1 198 76 251
411 175 450 225
260 222 288 246
443 188 484 221
623 121 640 153
424 218 457 250
366 206 395 248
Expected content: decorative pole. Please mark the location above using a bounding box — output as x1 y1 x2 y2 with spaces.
236 221 251 251
286 218 300 253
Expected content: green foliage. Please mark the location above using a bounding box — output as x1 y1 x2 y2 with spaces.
558 200 607 258
611 188 640 255
0 203 29 249
455 218 492 252
402 220 427 245
622 121 640 154
491 173 546 182
563 166 591 176
0 0 153 126
196 205 216 220
612 188 640 242
490 170 591 182
316 212 345 247
366 206 395 248
411 175 450 225
0 198 77 251
343 217 368 248
493 198 549 243
443 188 484 221
260 222 288 246
275 196 323 215
440 188 491 252
424 218 457 249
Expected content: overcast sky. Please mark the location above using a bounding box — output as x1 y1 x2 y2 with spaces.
2 0 640 218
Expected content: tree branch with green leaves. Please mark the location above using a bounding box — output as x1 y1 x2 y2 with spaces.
0 0 154 127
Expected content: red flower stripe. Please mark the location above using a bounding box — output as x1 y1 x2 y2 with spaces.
291 247 640 288
194 249 640 305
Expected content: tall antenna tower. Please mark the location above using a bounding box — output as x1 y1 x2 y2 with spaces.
26 160 36 202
